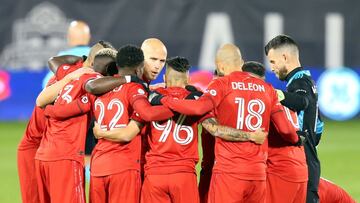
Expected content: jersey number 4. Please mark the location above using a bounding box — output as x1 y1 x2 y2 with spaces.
152 114 194 145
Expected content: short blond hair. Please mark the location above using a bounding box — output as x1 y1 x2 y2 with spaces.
95 48 117 59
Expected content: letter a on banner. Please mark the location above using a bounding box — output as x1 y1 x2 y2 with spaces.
198 13 234 71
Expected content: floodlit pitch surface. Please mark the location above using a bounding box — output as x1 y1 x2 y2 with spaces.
0 120 359 202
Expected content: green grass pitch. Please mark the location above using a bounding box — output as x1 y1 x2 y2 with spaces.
0 120 359 202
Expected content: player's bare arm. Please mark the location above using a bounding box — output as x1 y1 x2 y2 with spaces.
36 67 93 107
85 74 148 95
48 55 83 73
85 76 127 95
201 118 267 144
93 120 142 142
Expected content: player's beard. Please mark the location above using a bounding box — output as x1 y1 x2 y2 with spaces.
277 66 288 81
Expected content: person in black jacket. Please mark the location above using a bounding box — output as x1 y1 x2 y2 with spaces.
265 34 324 203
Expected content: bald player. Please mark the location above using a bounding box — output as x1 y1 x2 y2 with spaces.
66 20 91 48
84 38 167 95
154 44 302 203
42 20 91 88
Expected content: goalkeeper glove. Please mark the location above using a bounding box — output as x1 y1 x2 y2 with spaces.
148 91 164 106
295 130 307 146
276 89 285 101
185 85 203 100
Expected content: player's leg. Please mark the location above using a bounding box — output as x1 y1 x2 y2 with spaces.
266 173 306 203
18 147 40 203
208 173 246 203
243 180 266 203
168 173 199 203
17 136 42 203
34 160 51 203
48 160 86 203
108 170 141 203
89 175 108 203
294 181 307 203
198 169 212 203
304 143 321 203
141 174 171 203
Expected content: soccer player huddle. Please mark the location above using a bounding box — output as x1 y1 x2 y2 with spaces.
17 36 356 203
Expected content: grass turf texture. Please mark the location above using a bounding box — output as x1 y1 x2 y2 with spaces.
0 120 359 202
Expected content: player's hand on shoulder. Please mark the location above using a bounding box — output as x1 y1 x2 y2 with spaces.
185 85 203 100
65 67 94 81
148 90 164 106
250 128 267 144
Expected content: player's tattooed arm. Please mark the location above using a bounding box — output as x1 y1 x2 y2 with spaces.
201 118 267 144
93 120 143 142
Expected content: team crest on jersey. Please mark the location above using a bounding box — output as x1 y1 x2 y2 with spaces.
81 95 88 104
113 86 123 92
209 89 217 96
138 89 145 95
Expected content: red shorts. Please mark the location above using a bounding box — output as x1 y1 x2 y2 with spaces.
266 173 307 203
17 145 40 203
208 173 266 203
35 159 85 203
141 173 199 203
90 170 141 203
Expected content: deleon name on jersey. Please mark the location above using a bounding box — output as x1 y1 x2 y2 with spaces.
231 82 265 92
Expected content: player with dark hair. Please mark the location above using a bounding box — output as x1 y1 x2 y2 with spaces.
93 55 267 203
265 34 324 203
241 61 266 79
83 38 169 182
89 45 174 203
241 61 308 203
150 44 304 203
33 41 115 203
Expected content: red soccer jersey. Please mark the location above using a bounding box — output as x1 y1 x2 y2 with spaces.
19 76 57 150
319 178 356 203
203 71 282 180
90 83 148 176
55 60 84 80
35 72 100 165
144 87 212 175
267 106 308 182
18 107 46 150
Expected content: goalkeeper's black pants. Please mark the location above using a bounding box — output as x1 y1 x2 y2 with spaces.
304 141 321 203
